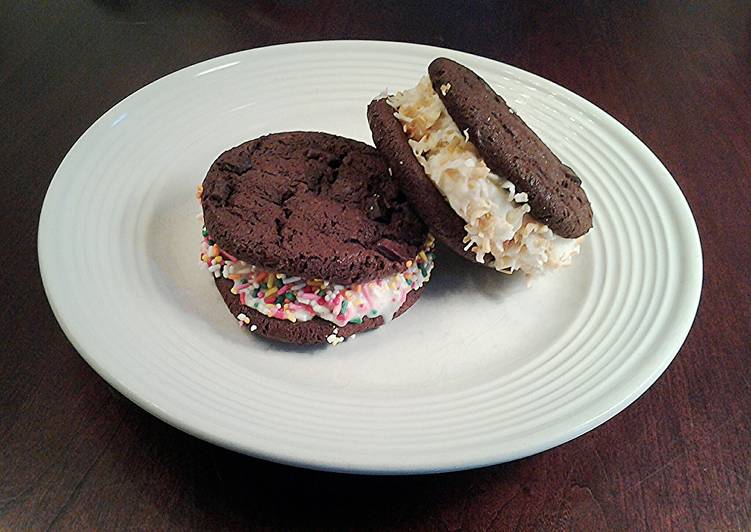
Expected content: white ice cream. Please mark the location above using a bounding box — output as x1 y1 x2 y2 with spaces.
388 76 583 279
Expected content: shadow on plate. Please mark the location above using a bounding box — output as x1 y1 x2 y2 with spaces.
423 241 527 302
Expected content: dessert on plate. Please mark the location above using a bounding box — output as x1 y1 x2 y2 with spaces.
368 57 593 280
198 132 434 345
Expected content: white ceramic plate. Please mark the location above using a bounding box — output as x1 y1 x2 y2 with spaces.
39 41 702 474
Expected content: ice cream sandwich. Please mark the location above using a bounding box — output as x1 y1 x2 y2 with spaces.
368 58 592 279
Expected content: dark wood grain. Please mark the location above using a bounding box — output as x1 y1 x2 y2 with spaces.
2 0 750 529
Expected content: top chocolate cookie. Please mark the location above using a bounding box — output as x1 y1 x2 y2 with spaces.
201 132 428 285
428 58 593 238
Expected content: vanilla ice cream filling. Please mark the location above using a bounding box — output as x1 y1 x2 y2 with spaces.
388 77 582 278
200 228 435 327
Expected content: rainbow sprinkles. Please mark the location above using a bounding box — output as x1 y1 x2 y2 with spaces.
200 226 435 329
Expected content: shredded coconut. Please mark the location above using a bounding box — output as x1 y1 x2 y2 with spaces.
388 76 582 278
326 333 344 346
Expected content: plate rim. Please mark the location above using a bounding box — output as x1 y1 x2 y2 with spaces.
38 40 703 474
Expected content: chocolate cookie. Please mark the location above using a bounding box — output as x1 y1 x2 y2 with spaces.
367 99 475 261
199 132 434 345
201 132 428 285
428 57 592 238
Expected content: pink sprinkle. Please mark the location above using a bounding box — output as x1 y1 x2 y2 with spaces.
362 285 375 310
297 303 315 314
220 249 239 262
239 292 246 305
332 294 343 315
298 292 317 300
276 285 289 296
274 310 286 319
235 283 251 292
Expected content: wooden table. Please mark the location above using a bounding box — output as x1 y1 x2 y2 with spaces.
2 1 749 529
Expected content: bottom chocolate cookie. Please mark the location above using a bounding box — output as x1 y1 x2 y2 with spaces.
215 277 424 345
368 98 475 262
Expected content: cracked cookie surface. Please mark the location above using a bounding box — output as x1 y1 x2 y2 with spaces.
201 132 429 285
